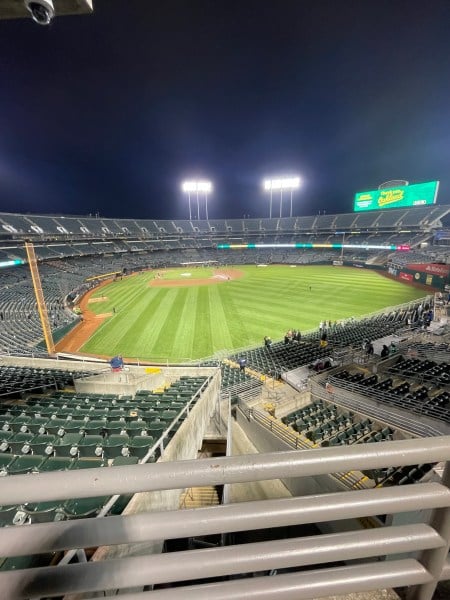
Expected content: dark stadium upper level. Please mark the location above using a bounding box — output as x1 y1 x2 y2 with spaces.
0 205 449 241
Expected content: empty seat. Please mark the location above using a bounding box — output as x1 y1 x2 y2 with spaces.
104 420 127 436
83 419 107 435
125 421 147 436
103 435 130 459
78 435 104 458
146 421 165 439
46 418 69 436
61 496 110 519
71 457 105 470
8 455 45 475
111 456 139 467
54 433 83 457
39 456 74 472
27 416 50 434
0 505 23 527
0 431 14 453
0 452 15 473
63 419 87 434
128 436 155 460
9 432 34 454
21 500 64 523
29 434 57 456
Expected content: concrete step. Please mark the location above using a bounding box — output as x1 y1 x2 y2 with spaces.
179 486 220 508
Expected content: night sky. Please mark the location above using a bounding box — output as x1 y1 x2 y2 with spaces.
0 0 449 220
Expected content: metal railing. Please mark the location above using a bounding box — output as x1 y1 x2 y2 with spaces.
324 374 450 432
1 438 450 599
309 378 446 439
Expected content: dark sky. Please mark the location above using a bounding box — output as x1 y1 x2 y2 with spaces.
0 0 449 220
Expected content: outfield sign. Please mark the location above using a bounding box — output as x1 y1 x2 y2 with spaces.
353 181 439 212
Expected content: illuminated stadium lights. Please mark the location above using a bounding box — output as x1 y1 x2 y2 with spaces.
181 180 213 220
263 176 301 218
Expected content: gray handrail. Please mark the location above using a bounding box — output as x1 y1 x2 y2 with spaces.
1 437 450 600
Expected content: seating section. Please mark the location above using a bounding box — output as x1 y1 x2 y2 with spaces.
281 399 434 487
331 356 450 424
0 365 90 397
230 310 410 378
0 373 208 528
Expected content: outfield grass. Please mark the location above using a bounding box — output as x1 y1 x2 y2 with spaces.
81 265 426 361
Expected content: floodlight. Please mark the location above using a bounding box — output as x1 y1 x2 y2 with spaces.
181 179 213 220
263 175 301 217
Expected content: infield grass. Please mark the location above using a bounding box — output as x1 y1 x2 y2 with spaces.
81 265 426 361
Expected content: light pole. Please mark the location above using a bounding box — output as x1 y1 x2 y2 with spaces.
263 177 301 218
181 182 193 220
182 180 213 220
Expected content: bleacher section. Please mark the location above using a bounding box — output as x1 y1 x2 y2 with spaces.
230 308 414 378
281 398 436 487
0 371 209 528
328 354 450 425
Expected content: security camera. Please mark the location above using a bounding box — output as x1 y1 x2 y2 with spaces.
24 0 55 25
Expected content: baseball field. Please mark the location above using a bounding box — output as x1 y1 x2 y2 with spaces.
69 265 426 362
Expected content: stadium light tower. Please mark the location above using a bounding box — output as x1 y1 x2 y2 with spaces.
181 180 212 220
263 177 301 218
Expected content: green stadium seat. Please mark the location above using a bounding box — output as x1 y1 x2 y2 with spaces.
39 456 74 471
27 416 50 434
63 419 87 434
38 406 58 417
146 421 165 439
0 505 23 527
88 409 110 418
78 435 104 458
9 432 34 454
104 420 127 435
0 431 14 453
54 433 83 457
125 421 147 436
46 418 69 436
84 419 107 435
111 456 139 466
142 409 159 421
0 452 15 473
61 496 110 519
109 409 126 419
70 457 105 470
103 434 130 459
10 415 33 433
21 500 64 524
160 410 178 422
8 455 45 475
128 435 155 460
29 434 57 456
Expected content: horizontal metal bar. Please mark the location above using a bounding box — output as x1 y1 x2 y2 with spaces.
1 483 449 557
1 528 438 599
79 559 431 600
2 436 450 505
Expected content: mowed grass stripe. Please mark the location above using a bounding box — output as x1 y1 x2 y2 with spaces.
167 287 198 361
206 285 234 354
193 287 214 357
